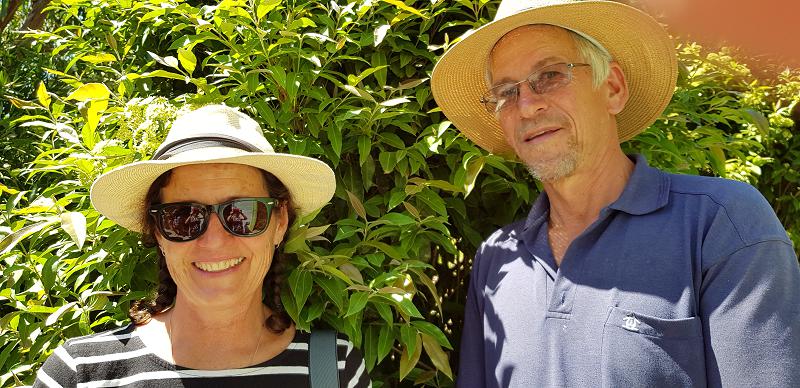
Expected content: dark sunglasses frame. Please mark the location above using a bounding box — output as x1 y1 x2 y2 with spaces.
148 197 278 242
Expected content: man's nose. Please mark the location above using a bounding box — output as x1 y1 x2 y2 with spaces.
516 82 548 117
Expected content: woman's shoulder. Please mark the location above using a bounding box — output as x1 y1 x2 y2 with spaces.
60 323 141 357
291 330 355 351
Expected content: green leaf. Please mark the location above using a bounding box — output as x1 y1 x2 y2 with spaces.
464 155 486 195
281 284 300 322
314 275 345 312
60 212 87 249
346 190 367 220
140 7 166 23
379 97 410 107
421 332 453 380
395 296 423 318
328 124 342 157
80 53 117 64
289 269 313 311
412 321 452 349
378 212 416 226
409 267 442 316
177 48 197 75
321 264 354 285
45 302 78 326
36 81 50 109
388 189 406 210
361 241 404 260
289 17 316 30
416 188 448 216
345 291 369 317
257 0 280 18
377 324 393 363
140 70 188 81
380 0 427 18
163 56 180 69
373 301 393 324
373 24 390 47
349 65 388 86
342 84 374 101
0 218 58 254
378 151 396 173
339 263 364 284
399 332 421 381
364 325 378 370
66 83 111 102
358 136 371 166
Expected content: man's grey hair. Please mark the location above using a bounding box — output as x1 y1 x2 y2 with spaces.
567 29 612 89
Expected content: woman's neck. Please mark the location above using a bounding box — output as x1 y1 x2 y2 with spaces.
140 292 295 370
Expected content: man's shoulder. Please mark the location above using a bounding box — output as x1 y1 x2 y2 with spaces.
666 172 765 205
479 219 527 251
664 172 788 244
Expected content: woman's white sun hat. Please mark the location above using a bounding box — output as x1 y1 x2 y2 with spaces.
431 0 677 158
90 104 336 232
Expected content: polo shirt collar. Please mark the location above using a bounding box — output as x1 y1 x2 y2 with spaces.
608 154 670 215
523 154 670 232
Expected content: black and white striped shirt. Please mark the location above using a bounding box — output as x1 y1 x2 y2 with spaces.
33 324 371 388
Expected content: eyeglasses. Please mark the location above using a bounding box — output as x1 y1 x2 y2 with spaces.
480 62 590 113
148 197 278 242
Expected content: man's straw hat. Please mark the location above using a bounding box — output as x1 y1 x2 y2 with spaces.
431 0 677 158
90 104 335 232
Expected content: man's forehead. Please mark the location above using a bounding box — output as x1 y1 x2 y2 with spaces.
490 25 576 63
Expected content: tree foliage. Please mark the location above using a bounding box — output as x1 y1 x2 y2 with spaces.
0 0 798 386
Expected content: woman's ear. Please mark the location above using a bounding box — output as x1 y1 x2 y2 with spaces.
273 204 290 245
605 61 629 115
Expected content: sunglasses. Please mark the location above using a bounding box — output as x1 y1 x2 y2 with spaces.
148 197 278 242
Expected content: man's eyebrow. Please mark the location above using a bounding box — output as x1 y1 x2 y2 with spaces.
490 56 563 86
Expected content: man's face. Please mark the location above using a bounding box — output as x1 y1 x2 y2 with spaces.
489 25 623 182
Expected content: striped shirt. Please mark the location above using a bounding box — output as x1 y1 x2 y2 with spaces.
33 324 371 388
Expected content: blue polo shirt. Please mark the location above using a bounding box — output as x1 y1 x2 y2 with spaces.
457 155 800 387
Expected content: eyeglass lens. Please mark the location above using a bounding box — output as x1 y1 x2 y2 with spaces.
483 63 582 113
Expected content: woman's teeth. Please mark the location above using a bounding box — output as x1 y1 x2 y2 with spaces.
194 257 245 272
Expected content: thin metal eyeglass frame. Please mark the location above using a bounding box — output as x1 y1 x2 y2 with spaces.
479 62 590 113
148 197 277 242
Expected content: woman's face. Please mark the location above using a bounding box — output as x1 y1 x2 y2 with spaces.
154 163 288 309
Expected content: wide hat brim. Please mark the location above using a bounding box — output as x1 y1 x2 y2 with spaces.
90 147 336 233
431 0 677 159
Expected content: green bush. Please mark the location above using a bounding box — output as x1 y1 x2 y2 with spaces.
1 0 797 386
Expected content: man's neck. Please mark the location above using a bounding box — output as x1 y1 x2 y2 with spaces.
542 149 635 265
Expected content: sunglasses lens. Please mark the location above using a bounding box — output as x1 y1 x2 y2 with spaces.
159 204 207 241
221 199 270 236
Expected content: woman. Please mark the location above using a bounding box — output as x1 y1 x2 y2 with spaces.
34 105 371 387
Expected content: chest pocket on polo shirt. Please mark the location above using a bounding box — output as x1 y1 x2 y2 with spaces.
600 306 706 388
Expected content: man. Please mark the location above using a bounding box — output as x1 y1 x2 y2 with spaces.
430 0 800 387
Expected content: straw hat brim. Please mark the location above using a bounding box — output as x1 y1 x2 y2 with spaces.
90 147 335 233
431 1 677 159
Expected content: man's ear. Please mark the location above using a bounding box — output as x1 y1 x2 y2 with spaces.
605 61 629 115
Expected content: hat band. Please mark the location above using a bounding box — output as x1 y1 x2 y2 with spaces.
152 135 264 160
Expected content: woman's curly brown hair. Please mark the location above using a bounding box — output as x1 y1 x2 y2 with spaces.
128 168 296 334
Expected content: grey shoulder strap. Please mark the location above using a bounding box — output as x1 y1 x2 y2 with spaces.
309 329 339 388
